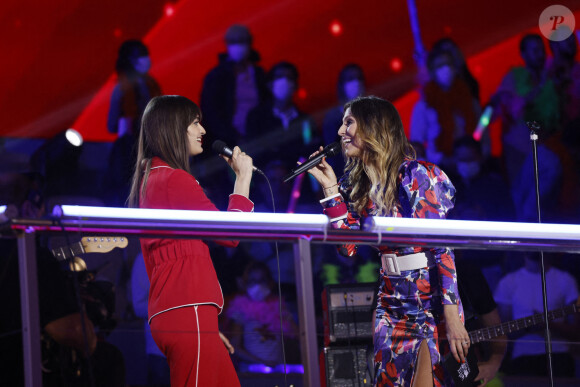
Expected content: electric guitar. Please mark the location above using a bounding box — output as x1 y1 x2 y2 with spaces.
51 236 128 262
469 302 579 344
444 302 579 386
43 236 128 381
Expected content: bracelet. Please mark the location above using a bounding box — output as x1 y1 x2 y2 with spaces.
323 183 338 190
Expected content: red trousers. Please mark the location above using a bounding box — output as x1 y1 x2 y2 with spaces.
150 305 240 387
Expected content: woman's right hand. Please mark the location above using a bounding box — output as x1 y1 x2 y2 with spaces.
224 146 254 179
304 146 339 196
226 146 253 198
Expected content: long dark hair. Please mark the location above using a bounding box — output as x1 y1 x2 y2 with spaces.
344 96 415 215
127 95 201 207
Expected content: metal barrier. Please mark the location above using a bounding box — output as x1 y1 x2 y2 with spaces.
3 205 580 387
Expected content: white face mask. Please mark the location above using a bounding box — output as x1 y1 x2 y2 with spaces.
271 78 295 102
456 161 480 180
247 284 271 301
434 65 455 89
343 80 364 101
132 56 151 75
227 44 250 62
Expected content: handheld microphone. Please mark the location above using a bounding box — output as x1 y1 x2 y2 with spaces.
212 140 263 174
283 142 341 183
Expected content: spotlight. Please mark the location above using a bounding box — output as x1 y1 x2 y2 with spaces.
65 129 83 147
30 129 84 197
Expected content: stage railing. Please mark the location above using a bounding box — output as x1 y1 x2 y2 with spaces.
3 205 580 387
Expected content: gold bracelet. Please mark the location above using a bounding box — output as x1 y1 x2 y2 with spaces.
323 183 338 190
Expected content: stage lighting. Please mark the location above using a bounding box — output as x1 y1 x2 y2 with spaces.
30 129 85 197
65 128 83 147
54 205 329 234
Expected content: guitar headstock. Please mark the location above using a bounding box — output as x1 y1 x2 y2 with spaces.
81 236 128 253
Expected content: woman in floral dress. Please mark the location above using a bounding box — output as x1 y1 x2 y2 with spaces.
307 96 469 386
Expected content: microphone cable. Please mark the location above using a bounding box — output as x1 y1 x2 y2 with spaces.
256 171 288 387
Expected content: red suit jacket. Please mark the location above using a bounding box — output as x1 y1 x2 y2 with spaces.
140 157 254 323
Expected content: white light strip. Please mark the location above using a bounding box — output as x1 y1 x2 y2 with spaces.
55 205 328 228
366 217 580 241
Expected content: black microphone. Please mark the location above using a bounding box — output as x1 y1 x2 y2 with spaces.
283 142 341 183
212 140 263 174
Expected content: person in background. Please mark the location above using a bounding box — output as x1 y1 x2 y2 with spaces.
410 47 482 169
106 40 161 207
224 261 298 371
245 61 319 169
494 253 580 378
107 40 161 138
128 95 256 386
447 136 514 222
489 34 559 189
322 63 367 173
454 258 507 386
430 38 480 103
547 30 580 222
0 172 125 387
307 96 469 386
200 24 268 147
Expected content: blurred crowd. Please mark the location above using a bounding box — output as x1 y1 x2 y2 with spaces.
1 23 580 385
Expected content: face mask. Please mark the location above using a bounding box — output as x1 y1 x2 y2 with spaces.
271 78 295 102
132 56 151 75
344 80 364 101
247 284 271 301
456 161 480 180
434 65 454 88
227 44 250 62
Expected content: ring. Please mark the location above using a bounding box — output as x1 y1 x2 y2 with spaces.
462 341 469 345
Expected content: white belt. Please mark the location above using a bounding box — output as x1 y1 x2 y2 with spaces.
381 252 434 276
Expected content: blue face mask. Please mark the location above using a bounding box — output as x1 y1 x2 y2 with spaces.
434 65 455 88
456 161 481 180
271 78 295 102
227 44 250 62
343 80 365 101
132 56 151 75
247 284 271 301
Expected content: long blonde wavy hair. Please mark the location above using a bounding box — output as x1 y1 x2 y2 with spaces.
343 96 415 216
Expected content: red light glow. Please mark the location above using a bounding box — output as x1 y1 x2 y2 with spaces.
297 88 307 99
390 58 402 72
164 4 175 17
330 20 342 36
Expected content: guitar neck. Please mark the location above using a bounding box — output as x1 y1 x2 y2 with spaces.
469 304 578 344
51 241 85 262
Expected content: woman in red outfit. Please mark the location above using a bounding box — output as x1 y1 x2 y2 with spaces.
128 95 255 386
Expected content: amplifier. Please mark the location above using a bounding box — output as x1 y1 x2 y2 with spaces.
322 283 376 346
322 345 373 387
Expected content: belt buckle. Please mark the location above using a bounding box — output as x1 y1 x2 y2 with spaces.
382 254 401 276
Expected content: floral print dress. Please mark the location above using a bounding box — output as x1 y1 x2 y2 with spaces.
320 159 463 387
